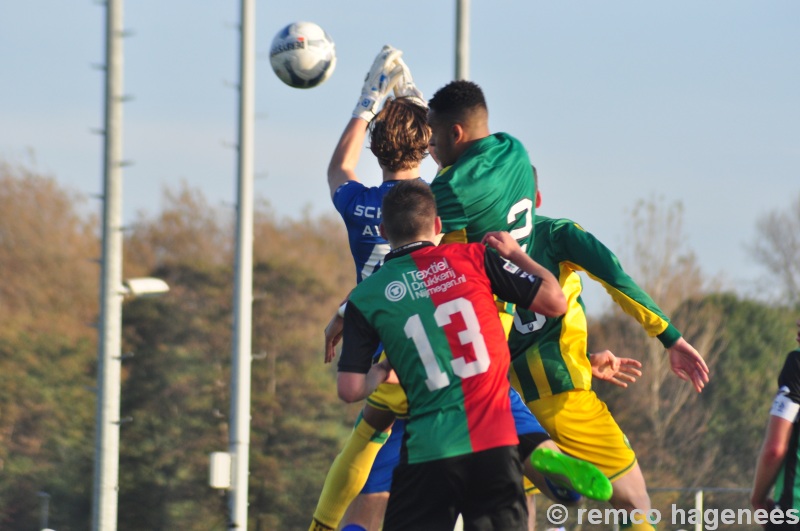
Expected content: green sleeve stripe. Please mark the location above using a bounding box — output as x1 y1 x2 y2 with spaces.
511 351 540 402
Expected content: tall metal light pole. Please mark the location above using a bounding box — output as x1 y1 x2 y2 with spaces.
455 0 470 80
92 0 125 529
228 0 256 527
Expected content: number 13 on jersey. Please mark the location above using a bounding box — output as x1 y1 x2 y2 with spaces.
403 297 491 391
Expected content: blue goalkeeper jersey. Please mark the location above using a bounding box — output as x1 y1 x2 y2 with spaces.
333 179 423 283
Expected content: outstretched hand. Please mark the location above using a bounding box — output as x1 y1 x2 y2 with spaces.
323 312 344 364
352 45 404 123
590 350 642 388
668 337 710 393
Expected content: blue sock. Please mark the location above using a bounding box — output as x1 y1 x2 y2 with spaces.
341 525 368 531
545 477 581 503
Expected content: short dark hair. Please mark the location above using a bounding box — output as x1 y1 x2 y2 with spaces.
427 80 487 122
370 97 430 172
381 180 437 243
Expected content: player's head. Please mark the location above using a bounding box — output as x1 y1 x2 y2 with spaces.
380 179 440 245
427 80 489 167
369 97 431 172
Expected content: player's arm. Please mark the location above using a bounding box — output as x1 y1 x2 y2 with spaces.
751 414 792 512
481 231 566 317
555 219 710 391
336 301 383 403
328 46 404 200
554 219 677 340
327 118 368 199
751 351 800 511
323 299 350 363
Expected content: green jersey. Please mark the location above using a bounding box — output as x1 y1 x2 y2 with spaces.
508 216 682 402
431 133 536 252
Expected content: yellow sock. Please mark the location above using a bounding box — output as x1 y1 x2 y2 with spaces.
309 416 390 530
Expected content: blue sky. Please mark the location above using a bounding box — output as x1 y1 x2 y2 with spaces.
1 1 798 311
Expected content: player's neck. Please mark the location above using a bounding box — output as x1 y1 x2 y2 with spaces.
390 229 439 250
390 237 435 250
382 167 419 183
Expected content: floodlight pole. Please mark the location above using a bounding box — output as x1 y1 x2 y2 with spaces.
92 0 125 529
228 0 255 528
455 0 470 80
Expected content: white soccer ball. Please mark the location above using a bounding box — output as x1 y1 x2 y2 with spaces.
269 21 336 89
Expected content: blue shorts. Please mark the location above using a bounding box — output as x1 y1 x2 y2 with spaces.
510 387 547 436
361 419 406 494
361 389 546 494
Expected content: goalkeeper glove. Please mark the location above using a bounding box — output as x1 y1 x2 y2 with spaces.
393 56 426 108
352 45 403 123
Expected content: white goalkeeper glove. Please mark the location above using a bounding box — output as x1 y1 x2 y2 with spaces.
393 56 426 108
352 45 404 123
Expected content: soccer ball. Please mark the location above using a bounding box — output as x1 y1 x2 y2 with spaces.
269 21 336 89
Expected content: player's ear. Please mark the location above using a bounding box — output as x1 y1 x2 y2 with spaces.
535 190 542 208
451 123 464 143
434 216 442 235
379 222 387 240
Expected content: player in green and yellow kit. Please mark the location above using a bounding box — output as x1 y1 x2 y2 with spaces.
508 181 710 531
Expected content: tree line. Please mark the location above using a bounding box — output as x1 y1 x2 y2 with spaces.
1 161 798 530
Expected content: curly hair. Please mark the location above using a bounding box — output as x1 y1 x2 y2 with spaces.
427 80 487 121
369 97 430 172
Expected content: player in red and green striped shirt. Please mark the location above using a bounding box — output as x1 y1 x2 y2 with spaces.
337 180 568 530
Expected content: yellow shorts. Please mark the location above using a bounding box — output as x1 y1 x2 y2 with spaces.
366 352 408 417
527 390 637 482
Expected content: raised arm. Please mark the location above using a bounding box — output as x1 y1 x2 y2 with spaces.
327 118 368 199
328 45 404 199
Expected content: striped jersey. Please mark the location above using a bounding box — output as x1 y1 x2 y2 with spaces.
507 216 682 402
340 241 542 464
771 349 800 511
333 179 422 283
431 133 536 252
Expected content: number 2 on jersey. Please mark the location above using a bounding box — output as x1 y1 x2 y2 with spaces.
507 198 533 252
403 297 491 392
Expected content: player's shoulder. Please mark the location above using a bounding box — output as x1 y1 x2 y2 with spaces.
334 180 386 210
783 348 800 372
431 165 456 188
494 131 522 144
333 179 367 202
333 179 366 194
441 242 488 266
536 215 586 235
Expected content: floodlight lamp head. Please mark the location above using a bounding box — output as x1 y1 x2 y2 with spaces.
122 277 170 298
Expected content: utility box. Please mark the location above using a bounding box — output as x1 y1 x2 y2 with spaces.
209 451 232 489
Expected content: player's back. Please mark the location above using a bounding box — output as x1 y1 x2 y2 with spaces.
332 180 397 282
431 133 536 251
349 242 518 464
